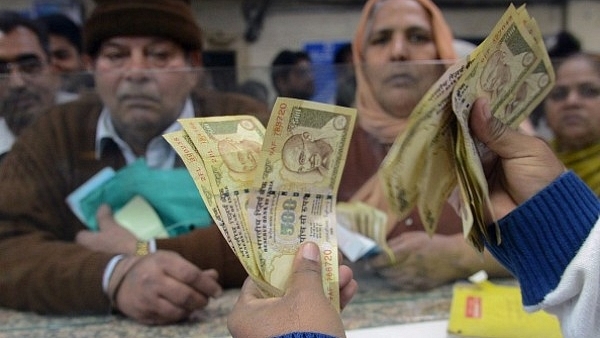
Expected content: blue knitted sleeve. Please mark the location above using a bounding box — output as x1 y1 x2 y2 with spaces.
275 333 338 338
485 171 600 306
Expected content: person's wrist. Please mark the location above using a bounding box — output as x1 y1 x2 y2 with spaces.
102 254 125 294
107 255 141 308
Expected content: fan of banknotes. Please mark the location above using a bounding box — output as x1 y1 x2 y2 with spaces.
164 97 356 310
336 201 395 262
380 4 555 251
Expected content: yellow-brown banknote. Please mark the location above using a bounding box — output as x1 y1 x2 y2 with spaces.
248 97 356 310
178 116 266 283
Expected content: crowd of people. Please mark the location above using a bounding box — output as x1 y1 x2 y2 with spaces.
0 0 264 325
0 0 598 337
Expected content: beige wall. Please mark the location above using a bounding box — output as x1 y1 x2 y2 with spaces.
568 1 600 53
5 0 599 70
193 0 598 88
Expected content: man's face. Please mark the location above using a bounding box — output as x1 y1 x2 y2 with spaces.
279 59 315 100
0 26 57 135
545 56 600 152
362 0 444 118
48 34 82 73
92 37 199 140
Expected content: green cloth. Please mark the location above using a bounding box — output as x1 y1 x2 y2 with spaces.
552 141 600 197
80 159 212 237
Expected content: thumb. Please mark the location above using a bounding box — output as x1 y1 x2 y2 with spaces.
287 242 323 292
96 204 117 230
469 98 529 158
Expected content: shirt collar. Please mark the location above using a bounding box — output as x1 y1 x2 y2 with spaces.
0 92 76 156
95 97 194 169
0 118 15 156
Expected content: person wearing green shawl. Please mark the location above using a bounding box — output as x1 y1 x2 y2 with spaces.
545 52 600 197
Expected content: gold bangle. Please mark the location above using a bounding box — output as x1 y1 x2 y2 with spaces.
135 240 149 256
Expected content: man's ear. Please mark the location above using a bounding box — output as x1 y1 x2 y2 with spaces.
185 51 203 87
188 51 203 67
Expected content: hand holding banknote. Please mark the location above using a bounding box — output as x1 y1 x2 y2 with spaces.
380 4 555 250
165 97 357 310
228 242 357 338
468 98 565 221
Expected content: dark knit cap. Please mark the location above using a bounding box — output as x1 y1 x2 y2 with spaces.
83 0 202 56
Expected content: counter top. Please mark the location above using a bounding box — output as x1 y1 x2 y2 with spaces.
0 269 477 337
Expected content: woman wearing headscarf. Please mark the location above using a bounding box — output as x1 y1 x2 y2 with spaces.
544 52 600 197
338 0 512 290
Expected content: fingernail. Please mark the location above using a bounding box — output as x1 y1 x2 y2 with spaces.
302 242 320 262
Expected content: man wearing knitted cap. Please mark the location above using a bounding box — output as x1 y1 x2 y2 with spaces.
0 0 267 325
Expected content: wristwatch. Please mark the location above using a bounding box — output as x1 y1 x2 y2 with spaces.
135 240 150 256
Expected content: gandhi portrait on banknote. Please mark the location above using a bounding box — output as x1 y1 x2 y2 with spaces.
480 49 512 101
217 137 262 174
280 131 333 179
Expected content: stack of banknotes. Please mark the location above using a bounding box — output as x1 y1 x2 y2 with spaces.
380 4 555 251
336 201 394 262
164 97 356 310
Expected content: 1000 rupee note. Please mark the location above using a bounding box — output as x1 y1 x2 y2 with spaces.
247 97 356 310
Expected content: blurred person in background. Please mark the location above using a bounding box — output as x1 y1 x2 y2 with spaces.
333 42 356 107
530 30 582 139
234 78 269 106
0 0 267 325
270 49 315 101
0 10 74 161
544 52 600 196
339 0 512 291
37 12 94 93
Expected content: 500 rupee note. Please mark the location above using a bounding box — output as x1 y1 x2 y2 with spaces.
380 59 467 234
247 97 356 310
163 131 227 240
177 116 266 284
451 5 554 247
380 5 554 250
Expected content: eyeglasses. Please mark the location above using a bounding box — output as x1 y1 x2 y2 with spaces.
0 56 46 78
547 82 600 102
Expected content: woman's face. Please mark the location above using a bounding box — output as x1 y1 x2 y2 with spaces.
362 0 444 118
544 55 600 151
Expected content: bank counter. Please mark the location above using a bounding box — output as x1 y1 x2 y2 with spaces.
0 271 477 338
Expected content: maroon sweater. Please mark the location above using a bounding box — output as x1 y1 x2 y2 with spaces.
339 124 461 238
0 89 267 315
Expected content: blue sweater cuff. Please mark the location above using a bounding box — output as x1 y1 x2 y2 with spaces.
485 171 599 306
275 333 337 338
